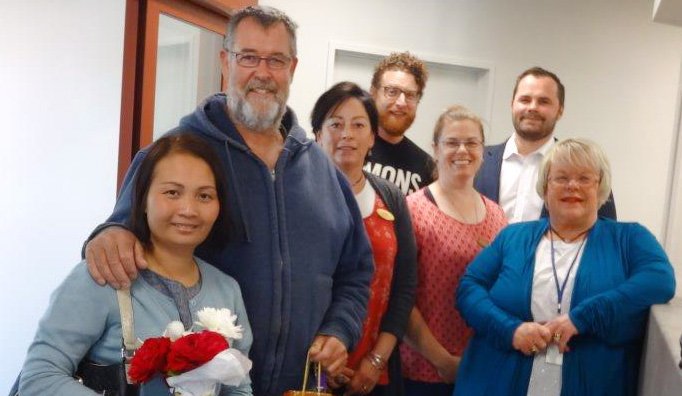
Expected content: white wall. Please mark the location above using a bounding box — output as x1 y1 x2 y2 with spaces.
263 0 682 288
2 0 681 391
0 0 125 390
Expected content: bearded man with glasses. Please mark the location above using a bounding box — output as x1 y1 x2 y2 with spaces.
83 6 374 396
365 52 435 195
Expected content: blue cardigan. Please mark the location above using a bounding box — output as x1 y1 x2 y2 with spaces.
454 218 675 396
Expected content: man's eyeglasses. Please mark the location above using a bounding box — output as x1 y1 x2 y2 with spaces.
548 175 600 187
381 86 421 104
439 139 482 151
229 51 292 70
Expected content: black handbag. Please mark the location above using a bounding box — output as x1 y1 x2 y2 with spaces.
9 289 140 396
76 358 139 396
8 359 138 396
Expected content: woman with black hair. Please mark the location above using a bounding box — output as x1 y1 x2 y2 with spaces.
311 81 417 396
19 134 253 395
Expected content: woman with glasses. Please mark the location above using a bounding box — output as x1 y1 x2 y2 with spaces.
311 82 417 396
399 106 507 396
454 138 675 395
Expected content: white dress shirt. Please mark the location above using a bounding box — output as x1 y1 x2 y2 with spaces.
499 135 555 223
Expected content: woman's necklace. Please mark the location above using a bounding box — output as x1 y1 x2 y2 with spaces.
447 191 479 225
351 173 365 187
550 227 590 243
438 184 489 247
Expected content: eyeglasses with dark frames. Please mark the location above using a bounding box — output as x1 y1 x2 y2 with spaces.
229 51 292 70
381 85 421 104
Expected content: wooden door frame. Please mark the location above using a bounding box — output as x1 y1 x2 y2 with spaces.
117 0 255 190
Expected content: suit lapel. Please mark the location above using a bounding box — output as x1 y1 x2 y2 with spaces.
475 141 506 202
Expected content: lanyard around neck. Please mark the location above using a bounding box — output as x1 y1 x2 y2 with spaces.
549 227 589 314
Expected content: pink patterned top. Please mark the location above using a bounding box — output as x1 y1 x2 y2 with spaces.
400 187 507 383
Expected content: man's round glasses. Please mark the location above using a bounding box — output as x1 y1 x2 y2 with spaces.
439 139 482 150
229 51 292 70
381 86 421 104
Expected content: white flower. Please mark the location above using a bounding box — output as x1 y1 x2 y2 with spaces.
167 349 252 395
164 320 187 341
195 307 243 341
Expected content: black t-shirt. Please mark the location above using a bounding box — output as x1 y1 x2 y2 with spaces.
364 135 435 195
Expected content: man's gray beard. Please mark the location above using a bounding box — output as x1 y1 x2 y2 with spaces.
226 89 286 133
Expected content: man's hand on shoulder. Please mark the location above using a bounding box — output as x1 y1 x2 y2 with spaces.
84 226 147 289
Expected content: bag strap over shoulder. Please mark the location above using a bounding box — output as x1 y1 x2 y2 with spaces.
116 288 136 351
116 287 139 387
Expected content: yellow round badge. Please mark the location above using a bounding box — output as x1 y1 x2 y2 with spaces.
377 208 395 221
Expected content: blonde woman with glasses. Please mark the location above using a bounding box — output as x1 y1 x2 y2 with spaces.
400 106 507 396
455 138 675 395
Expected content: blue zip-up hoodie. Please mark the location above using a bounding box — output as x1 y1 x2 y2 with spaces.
101 93 374 396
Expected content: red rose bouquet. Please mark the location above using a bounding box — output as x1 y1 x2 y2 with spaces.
128 307 252 396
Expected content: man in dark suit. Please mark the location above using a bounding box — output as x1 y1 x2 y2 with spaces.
475 67 616 221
